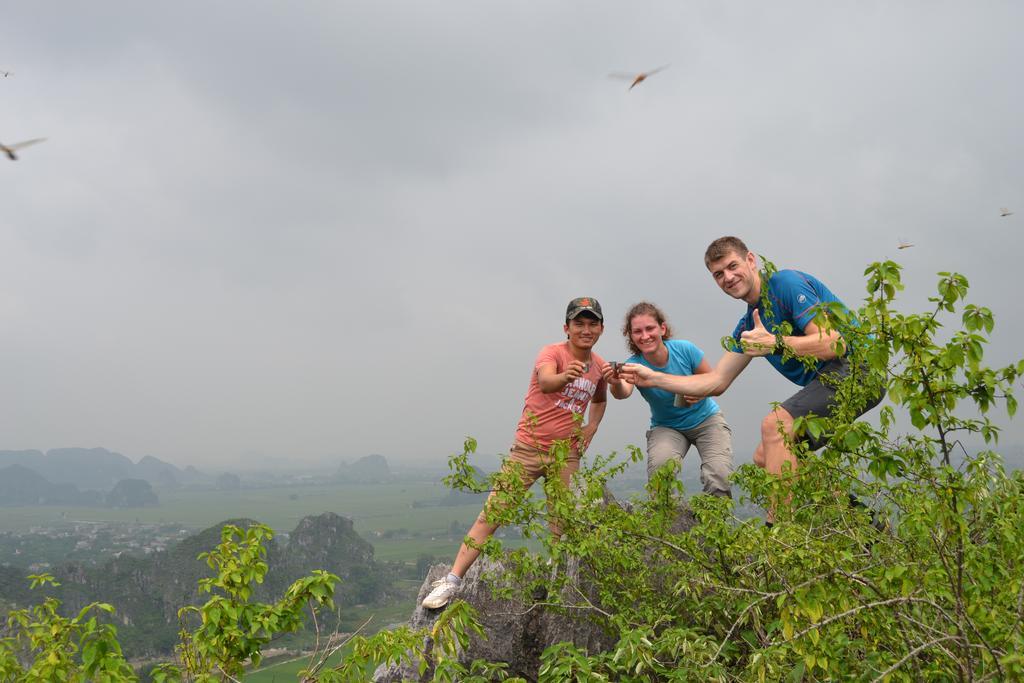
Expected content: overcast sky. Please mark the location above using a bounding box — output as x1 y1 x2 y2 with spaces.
2 2 1021 471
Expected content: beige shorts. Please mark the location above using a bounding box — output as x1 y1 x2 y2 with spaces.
477 440 580 533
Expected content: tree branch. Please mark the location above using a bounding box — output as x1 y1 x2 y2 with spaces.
871 636 961 683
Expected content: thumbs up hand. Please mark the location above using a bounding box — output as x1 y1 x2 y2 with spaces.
739 309 778 357
751 308 766 331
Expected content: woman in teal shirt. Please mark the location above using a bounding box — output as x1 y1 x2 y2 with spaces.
605 302 734 497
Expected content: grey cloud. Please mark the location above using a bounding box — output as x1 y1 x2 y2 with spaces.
1 2 1021 467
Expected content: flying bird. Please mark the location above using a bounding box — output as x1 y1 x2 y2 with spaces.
608 64 670 90
1 138 47 161
0 71 11 78
1000 208 1013 217
897 238 914 250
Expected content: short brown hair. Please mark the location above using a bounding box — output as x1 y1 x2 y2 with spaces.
622 302 673 356
704 236 749 267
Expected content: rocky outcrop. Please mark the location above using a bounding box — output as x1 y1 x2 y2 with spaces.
373 556 616 682
375 500 699 682
286 512 375 569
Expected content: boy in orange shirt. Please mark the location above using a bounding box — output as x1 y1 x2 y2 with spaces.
421 297 609 609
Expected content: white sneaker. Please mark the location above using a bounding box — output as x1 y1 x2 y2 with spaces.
421 576 460 609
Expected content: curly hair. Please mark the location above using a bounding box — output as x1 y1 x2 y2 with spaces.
622 302 673 356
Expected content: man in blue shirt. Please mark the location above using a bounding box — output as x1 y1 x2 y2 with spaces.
621 236 883 520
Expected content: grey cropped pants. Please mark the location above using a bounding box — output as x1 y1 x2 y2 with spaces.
646 412 734 498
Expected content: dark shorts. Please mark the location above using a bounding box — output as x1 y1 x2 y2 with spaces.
780 357 885 451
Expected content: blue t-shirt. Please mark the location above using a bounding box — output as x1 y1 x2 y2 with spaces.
628 339 721 431
730 269 848 386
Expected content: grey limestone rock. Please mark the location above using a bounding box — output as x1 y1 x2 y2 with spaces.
373 555 616 682
374 497 699 682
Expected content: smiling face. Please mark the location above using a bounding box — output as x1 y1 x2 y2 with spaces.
628 313 667 357
707 249 761 305
564 312 604 352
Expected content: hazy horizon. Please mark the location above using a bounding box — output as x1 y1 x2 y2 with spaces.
3 2 1021 470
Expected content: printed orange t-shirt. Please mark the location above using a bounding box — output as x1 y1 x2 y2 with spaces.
514 342 607 452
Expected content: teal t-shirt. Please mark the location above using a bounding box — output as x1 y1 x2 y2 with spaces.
628 339 720 431
729 269 848 386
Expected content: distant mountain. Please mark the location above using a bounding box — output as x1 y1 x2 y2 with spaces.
7 512 386 658
0 467 159 508
0 448 208 492
0 465 101 506
335 454 393 483
180 465 208 486
105 479 159 508
46 448 135 489
0 450 44 470
134 456 181 489
215 472 241 490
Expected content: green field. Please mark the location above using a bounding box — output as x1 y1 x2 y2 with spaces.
0 482 461 531
0 480 542 564
246 647 357 682
243 595 420 681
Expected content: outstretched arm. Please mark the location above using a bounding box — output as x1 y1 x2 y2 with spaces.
674 356 714 405
621 351 750 397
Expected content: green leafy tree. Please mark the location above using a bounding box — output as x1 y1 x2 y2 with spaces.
151 523 341 681
0 573 135 682
436 260 1023 681
3 258 1021 682
0 522 511 682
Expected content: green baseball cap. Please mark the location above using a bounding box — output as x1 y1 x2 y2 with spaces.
566 297 603 321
